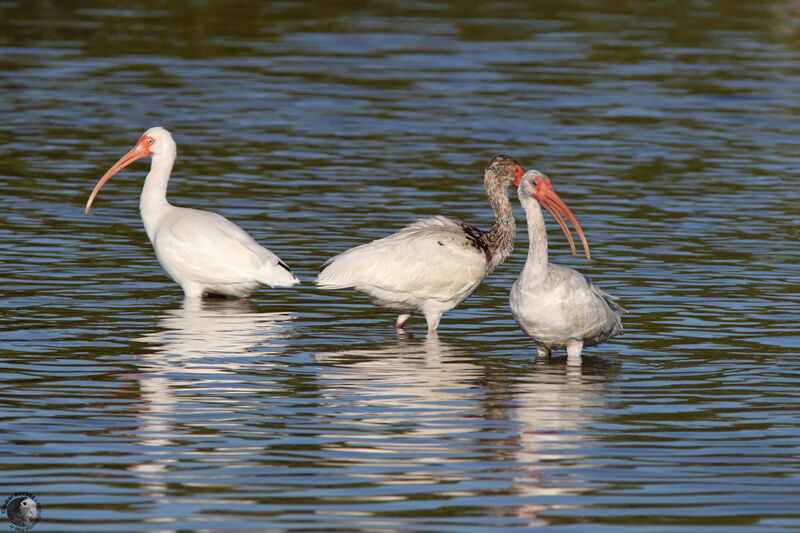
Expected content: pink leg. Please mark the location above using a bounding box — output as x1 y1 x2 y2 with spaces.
396 313 411 330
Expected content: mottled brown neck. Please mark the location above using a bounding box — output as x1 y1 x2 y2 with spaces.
484 171 516 270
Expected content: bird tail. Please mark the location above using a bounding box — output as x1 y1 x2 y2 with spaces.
257 260 301 287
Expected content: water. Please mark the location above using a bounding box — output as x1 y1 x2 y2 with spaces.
1 1 799 531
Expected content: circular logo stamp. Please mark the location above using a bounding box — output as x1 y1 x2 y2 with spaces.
1 493 41 531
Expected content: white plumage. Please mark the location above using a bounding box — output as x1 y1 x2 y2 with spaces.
317 155 523 331
510 169 625 365
318 216 491 330
85 127 299 298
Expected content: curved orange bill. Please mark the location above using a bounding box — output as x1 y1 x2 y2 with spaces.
538 184 591 261
84 139 151 214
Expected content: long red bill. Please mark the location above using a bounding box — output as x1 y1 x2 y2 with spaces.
538 184 591 261
84 139 151 214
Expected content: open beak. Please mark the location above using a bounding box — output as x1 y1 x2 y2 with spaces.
536 181 591 261
84 138 151 214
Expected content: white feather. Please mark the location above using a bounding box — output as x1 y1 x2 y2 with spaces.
316 154 521 331
510 264 623 349
510 169 625 364
317 216 489 324
152 207 299 297
89 127 299 298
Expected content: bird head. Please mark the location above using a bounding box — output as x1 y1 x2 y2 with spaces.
485 154 524 188
519 169 591 260
84 127 176 214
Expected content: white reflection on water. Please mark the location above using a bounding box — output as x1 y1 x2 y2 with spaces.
316 332 476 422
127 298 295 520
316 333 610 526
138 298 294 360
511 364 609 524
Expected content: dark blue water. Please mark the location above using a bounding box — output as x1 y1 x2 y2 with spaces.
1 1 799 531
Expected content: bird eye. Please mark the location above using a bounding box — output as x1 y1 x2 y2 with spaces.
147 138 154 144
531 179 538 187
511 164 522 174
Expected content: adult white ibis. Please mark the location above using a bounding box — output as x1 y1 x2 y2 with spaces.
510 169 625 365
316 155 523 331
85 127 299 298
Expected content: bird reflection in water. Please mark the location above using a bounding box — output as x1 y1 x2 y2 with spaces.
509 363 612 524
138 298 294 359
127 298 295 497
316 333 615 527
316 331 468 387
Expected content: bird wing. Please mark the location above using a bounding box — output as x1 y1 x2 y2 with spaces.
546 264 624 341
511 264 625 346
317 216 489 301
153 208 295 285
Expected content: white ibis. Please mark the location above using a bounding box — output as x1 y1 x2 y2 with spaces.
510 169 625 365
85 127 299 298
316 155 524 331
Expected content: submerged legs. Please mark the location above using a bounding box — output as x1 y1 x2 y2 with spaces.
566 340 584 366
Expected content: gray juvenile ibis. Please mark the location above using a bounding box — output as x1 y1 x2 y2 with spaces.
317 155 524 331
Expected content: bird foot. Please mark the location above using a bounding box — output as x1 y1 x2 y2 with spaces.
535 345 552 363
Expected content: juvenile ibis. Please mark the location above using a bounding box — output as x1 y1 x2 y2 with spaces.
317 155 523 331
510 169 625 365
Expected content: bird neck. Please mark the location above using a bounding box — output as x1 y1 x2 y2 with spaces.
139 152 175 241
484 176 516 270
520 198 549 281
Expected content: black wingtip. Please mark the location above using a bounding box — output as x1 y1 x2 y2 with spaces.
277 260 293 274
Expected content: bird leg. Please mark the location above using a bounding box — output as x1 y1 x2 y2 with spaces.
423 310 442 332
535 344 551 362
395 313 412 330
566 340 583 366
181 282 204 299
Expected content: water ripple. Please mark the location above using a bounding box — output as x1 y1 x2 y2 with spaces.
1 0 799 531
